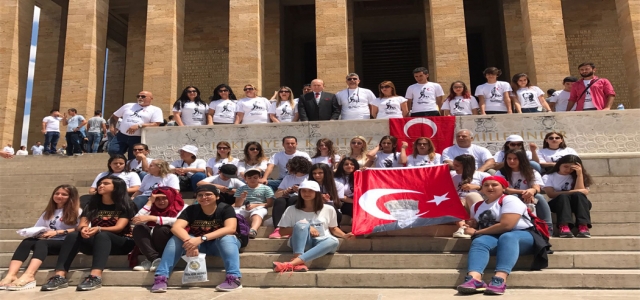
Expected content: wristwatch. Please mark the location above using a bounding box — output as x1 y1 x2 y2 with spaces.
201 235 208 242
63 230 69 235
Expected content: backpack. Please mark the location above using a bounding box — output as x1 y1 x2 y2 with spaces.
473 195 550 241
235 213 250 248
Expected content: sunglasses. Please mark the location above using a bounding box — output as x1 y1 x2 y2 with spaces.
548 137 562 140
244 88 255 91
416 142 428 146
380 85 391 89
279 90 291 93
351 141 363 145
347 78 358 81
509 143 523 147
136 95 146 99
219 89 229 93
133 148 145 152
217 147 230 150
248 147 259 151
187 90 197 93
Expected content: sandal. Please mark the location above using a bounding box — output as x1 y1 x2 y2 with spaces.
0 277 17 290
7 280 36 291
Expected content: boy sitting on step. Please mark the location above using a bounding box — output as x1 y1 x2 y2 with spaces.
233 168 275 239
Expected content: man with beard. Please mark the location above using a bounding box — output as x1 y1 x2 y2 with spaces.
567 62 616 111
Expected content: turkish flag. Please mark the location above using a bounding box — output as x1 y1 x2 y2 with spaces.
352 165 468 235
389 117 455 155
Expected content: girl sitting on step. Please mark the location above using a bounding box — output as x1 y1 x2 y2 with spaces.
40 176 137 292
272 181 354 273
451 154 490 238
89 154 141 195
308 163 344 226
0 185 81 291
334 157 360 218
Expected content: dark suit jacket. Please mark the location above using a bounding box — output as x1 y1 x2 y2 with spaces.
298 91 341 121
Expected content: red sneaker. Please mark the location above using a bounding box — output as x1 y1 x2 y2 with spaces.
558 225 573 238
292 264 308 272
576 224 591 238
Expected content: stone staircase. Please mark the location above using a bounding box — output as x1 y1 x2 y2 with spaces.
0 154 639 289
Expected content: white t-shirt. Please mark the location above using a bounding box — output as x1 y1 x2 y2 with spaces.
494 150 533 163
139 174 181 196
371 96 407 119
31 145 44 155
373 151 402 168
268 101 298 122
475 81 513 112
268 151 312 179
537 147 578 163
442 144 493 170
405 82 445 113
114 103 164 136
66 115 85 132
548 90 575 112
16 150 28 155
311 154 342 166
170 159 207 176
473 195 532 230
42 116 62 132
209 99 237 124
441 96 479 116
206 157 240 173
336 176 354 197
542 173 575 191
516 86 544 109
583 80 595 109
235 97 271 124
3 147 14 154
407 153 442 167
451 170 490 198
336 87 376 120
34 208 82 240
128 157 154 171
495 170 543 189
91 171 141 188
277 174 309 196
199 175 246 189
279 204 339 242
237 160 268 174
172 101 209 125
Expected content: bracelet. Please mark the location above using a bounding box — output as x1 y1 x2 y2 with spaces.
98 226 102 233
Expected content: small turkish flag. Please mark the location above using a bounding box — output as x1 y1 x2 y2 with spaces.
389 116 455 155
352 165 468 235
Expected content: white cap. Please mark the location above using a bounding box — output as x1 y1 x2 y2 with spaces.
298 180 320 192
506 135 524 143
180 145 198 156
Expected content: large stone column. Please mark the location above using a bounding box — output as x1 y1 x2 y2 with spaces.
616 0 640 108
104 39 127 116
59 0 108 118
521 0 570 88
426 0 470 85
502 0 529 78
27 0 67 148
229 0 264 93
144 0 184 115
123 0 147 106
0 0 34 147
262 0 279 95
316 0 350 92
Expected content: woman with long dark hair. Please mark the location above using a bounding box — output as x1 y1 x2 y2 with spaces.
311 138 341 169
206 141 239 177
536 132 578 169
334 157 359 218
493 135 541 173
208 84 238 125
407 137 441 167
237 141 268 178
308 163 344 225
172 86 209 126
366 135 407 168
451 154 490 238
543 155 594 238
442 81 479 116
41 176 136 292
511 73 552 113
371 81 409 119
0 185 81 291
89 154 140 195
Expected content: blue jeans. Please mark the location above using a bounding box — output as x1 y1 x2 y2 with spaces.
521 107 540 113
189 172 206 191
267 179 282 193
136 171 148 181
133 195 149 211
467 230 534 275
529 160 542 174
87 132 102 153
44 131 60 154
290 221 339 262
108 132 141 160
65 132 83 155
154 235 241 278
534 194 552 231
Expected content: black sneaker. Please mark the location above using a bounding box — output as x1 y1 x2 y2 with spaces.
40 275 69 291
76 275 102 291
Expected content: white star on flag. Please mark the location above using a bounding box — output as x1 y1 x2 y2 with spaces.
427 193 450 206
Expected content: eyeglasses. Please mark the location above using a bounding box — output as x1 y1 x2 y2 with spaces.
351 141 363 145
248 147 259 151
219 89 229 93
416 142 428 146
347 78 358 81
380 85 391 89
187 90 197 93
279 90 291 93
509 143 523 147
196 193 215 198
244 88 255 91
136 95 146 99
133 148 145 152
217 147 230 150
548 137 562 140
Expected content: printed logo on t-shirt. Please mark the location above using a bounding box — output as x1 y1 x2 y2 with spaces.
188 219 224 236
490 87 503 102
453 98 463 112
522 92 536 105
383 158 394 168
478 209 498 229
221 103 233 113
561 182 571 191
513 179 526 189
280 104 292 117
585 89 592 102
192 107 204 118
385 101 397 111
417 87 433 104
250 102 266 116
349 93 360 104
132 108 143 119
91 210 129 237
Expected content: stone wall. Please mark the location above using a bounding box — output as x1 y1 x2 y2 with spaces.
143 110 640 163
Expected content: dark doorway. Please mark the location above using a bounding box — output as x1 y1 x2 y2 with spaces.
361 38 422 97
466 32 487 92
281 5 316 94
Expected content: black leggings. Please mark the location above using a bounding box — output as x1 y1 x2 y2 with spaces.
272 196 298 227
12 238 64 262
132 225 173 261
55 231 135 272
341 202 353 217
217 193 236 206
548 192 592 228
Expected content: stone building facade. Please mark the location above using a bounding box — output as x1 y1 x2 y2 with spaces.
1 0 639 148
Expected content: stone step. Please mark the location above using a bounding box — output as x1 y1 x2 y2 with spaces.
0 268 638 289
588 184 639 194
591 202 640 212
1 251 638 270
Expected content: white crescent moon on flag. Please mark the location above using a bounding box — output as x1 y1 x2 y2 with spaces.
358 189 423 220
403 118 438 138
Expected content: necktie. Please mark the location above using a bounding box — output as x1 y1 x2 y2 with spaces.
315 92 320 104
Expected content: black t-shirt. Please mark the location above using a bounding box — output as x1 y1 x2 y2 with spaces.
81 202 135 236
178 203 236 237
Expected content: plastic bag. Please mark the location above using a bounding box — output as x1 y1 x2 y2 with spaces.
181 253 208 284
16 227 48 238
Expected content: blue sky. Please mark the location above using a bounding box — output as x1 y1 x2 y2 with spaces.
21 6 40 146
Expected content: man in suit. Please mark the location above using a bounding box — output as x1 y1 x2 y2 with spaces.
298 79 340 121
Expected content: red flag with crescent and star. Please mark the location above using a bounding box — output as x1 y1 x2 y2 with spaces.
352 165 468 235
389 116 456 155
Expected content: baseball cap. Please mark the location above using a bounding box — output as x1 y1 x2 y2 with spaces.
219 164 238 178
244 168 262 177
506 135 524 143
179 145 198 156
298 180 320 192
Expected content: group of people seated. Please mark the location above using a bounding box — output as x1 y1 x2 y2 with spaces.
1 130 594 296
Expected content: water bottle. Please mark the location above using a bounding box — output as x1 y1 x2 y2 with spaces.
617 104 625 110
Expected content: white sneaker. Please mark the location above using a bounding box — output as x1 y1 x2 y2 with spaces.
149 258 161 272
133 260 151 271
452 227 471 238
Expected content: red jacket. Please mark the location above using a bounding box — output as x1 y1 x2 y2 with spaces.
569 76 616 110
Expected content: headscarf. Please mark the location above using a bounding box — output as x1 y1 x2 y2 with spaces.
148 186 184 226
481 175 510 188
